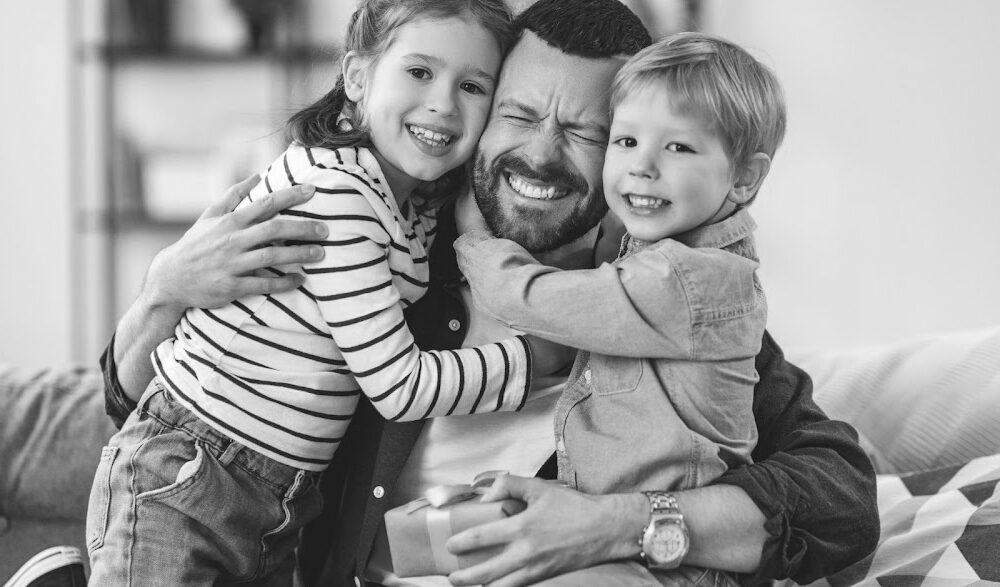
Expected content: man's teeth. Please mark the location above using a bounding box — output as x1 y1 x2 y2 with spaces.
508 174 562 200
626 194 666 208
408 125 453 147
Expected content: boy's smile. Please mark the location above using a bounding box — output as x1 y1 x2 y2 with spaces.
604 83 739 242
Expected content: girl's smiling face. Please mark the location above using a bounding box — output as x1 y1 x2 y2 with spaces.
344 16 503 199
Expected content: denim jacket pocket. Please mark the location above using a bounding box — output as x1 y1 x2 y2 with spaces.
86 445 119 552
589 354 643 396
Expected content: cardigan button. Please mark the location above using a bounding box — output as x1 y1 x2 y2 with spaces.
373 485 385 499
448 319 461 332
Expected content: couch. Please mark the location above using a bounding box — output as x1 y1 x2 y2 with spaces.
2 326 999 583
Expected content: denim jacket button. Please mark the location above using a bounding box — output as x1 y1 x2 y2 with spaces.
373 485 385 499
584 369 592 384
556 438 566 453
448 319 461 332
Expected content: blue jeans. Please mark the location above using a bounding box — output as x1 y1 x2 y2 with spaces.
86 382 324 586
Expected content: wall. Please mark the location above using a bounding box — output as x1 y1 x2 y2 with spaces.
0 2 74 370
703 0 1000 350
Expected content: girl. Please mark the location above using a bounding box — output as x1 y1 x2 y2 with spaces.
87 1 534 584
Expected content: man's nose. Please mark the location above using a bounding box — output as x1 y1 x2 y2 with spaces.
425 82 457 117
522 129 562 168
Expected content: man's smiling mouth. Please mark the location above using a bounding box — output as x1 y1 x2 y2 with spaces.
407 124 454 147
507 173 568 200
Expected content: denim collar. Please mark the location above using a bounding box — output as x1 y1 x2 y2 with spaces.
620 207 757 258
674 207 757 249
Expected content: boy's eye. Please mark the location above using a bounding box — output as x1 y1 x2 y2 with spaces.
407 67 431 80
613 137 637 148
460 81 486 95
666 143 694 153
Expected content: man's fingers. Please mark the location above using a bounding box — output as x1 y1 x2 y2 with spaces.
447 516 518 554
236 217 328 250
230 274 306 298
234 245 324 275
478 474 537 503
447 545 534 587
231 184 316 226
204 175 261 218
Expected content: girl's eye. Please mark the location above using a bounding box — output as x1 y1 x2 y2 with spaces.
613 137 637 148
667 143 694 153
460 81 486 95
407 67 431 80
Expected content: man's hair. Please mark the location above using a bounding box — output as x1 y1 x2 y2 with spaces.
611 32 787 170
514 0 652 58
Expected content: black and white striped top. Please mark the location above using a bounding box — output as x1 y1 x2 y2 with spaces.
153 145 531 471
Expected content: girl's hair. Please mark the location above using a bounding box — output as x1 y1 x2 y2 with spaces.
286 0 514 205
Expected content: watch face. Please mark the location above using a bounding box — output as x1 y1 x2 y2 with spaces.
649 521 687 563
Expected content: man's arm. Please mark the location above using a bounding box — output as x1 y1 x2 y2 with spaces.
101 177 329 424
446 332 878 586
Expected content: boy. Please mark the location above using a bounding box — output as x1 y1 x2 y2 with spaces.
455 32 785 583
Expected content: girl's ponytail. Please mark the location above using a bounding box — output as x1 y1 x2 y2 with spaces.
286 75 370 150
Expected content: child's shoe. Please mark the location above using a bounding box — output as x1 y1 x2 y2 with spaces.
3 546 86 587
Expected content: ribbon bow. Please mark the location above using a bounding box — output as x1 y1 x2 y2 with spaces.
405 470 506 514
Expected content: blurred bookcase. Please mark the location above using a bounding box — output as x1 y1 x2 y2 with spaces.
72 0 345 360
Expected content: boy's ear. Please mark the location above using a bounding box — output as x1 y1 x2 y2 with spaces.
342 51 368 103
728 152 771 206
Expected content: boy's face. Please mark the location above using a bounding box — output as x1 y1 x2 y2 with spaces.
603 84 739 243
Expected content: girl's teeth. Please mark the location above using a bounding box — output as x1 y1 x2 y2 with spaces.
409 125 452 146
627 195 665 208
509 175 559 200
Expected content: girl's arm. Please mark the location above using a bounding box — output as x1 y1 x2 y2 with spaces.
289 159 531 421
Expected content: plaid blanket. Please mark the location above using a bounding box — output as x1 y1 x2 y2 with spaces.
799 454 1000 586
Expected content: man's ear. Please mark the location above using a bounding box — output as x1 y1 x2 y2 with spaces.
728 152 771 206
342 51 368 103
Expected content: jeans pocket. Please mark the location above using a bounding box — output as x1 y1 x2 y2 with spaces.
86 445 119 552
134 440 206 502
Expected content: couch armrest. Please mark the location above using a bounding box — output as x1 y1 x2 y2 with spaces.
788 326 1000 474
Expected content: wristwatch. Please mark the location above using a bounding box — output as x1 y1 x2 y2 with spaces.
639 491 689 570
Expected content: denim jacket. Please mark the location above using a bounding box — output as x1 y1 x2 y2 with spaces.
456 208 766 494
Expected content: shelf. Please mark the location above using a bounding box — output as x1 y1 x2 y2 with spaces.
77 44 335 64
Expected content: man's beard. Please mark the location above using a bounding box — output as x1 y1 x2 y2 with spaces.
472 151 607 253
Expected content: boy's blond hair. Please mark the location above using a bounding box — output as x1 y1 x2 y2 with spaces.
611 32 786 175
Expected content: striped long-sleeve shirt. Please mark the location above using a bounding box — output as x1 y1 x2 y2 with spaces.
152 145 531 471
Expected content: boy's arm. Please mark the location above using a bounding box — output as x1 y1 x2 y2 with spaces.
455 231 762 360
102 178 328 425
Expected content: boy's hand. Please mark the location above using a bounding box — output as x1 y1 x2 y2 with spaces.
141 176 328 312
524 335 575 379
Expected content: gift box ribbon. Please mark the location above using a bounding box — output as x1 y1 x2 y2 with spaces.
405 471 507 572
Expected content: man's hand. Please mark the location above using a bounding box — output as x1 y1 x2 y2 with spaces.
114 175 328 401
141 175 328 312
445 475 647 587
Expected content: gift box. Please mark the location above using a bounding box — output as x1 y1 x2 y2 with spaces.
385 480 526 577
